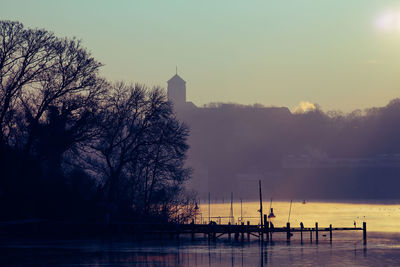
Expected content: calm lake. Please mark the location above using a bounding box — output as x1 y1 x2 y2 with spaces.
1 201 400 266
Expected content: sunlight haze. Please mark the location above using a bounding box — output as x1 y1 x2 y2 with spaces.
1 0 399 112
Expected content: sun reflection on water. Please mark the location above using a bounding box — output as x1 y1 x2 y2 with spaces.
199 201 400 232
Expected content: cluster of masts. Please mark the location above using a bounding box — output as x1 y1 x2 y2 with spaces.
193 182 311 225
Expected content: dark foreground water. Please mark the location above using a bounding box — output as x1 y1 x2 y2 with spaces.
1 232 400 266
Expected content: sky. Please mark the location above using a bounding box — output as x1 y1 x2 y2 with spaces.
1 0 400 112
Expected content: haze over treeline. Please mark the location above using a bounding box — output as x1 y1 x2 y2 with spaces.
179 100 400 200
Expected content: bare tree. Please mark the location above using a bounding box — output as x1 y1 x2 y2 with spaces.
0 21 107 219
0 20 193 222
87 83 191 219
0 21 56 144
0 20 104 154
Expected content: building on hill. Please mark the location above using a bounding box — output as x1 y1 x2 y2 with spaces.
167 71 197 109
167 71 186 106
166 71 293 198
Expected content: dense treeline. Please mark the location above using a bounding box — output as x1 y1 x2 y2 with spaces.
180 100 400 199
0 21 194 222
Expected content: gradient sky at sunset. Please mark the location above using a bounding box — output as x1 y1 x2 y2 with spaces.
1 0 400 112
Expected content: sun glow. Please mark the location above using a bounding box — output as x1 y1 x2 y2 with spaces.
375 9 400 32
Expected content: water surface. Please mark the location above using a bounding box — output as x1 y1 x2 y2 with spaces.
1 201 400 266
200 200 400 232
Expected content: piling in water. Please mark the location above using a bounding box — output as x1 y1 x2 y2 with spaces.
300 224 303 245
247 221 250 241
363 222 367 245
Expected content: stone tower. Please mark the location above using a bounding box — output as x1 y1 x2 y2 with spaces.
167 70 186 107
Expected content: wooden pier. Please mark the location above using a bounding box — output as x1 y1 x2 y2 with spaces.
0 219 366 244
0 180 367 244
174 220 367 244
175 181 366 244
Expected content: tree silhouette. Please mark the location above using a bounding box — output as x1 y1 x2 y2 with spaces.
85 83 191 221
0 21 193 222
0 21 104 153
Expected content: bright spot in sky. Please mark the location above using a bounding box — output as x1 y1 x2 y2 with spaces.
293 101 316 114
375 9 400 32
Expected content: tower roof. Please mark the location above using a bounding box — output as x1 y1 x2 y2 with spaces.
167 74 186 84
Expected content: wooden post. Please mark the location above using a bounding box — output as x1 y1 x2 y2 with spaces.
212 223 216 241
235 225 239 241
310 228 312 243
286 222 291 243
247 221 250 241
315 222 318 244
228 222 231 240
207 222 211 241
363 222 367 245
241 222 245 242
329 224 332 243
300 224 303 245
263 214 267 228
259 180 263 242
263 214 267 242
265 219 270 242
